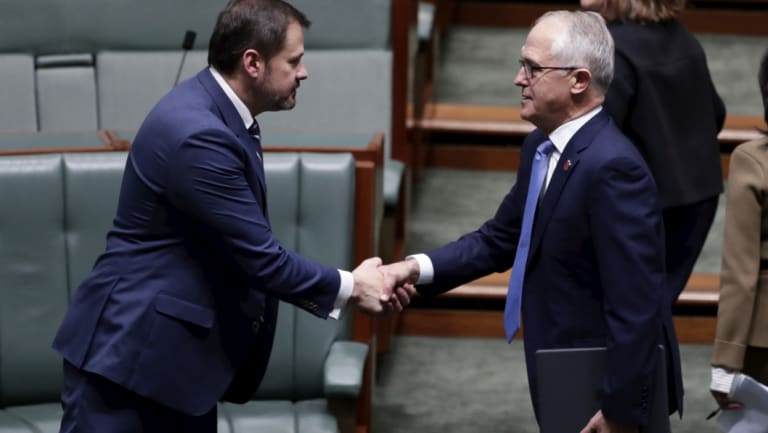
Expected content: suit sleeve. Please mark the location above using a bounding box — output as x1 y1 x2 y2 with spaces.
418 135 549 296
419 181 524 295
164 129 340 318
712 145 765 369
590 156 665 424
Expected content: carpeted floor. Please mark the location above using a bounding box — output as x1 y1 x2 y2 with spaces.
374 337 722 433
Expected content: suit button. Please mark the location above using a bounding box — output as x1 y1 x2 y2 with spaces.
252 316 264 334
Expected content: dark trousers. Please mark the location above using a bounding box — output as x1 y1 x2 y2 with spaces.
662 195 719 302
59 360 217 433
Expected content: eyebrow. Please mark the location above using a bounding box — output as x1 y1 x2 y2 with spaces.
521 57 542 67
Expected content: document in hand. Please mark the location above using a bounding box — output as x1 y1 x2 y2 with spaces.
716 373 768 433
536 345 669 433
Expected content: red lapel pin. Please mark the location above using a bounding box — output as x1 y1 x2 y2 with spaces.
563 160 571 171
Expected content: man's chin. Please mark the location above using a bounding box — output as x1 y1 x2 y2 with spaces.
265 99 296 112
519 109 532 122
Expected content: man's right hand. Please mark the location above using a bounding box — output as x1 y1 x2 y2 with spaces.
711 390 743 410
350 257 394 316
379 258 420 288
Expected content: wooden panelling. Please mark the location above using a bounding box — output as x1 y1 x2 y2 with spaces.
425 144 521 170
397 270 721 343
397 308 718 343
444 271 720 304
411 103 764 147
391 0 416 165
409 103 759 173
673 316 718 343
397 308 507 338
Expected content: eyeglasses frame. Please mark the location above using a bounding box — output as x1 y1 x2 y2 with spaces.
518 59 581 81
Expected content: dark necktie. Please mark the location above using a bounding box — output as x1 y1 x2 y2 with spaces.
248 120 263 162
248 120 260 140
503 139 555 342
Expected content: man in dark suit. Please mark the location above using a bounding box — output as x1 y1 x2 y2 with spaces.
383 10 681 433
52 1 411 432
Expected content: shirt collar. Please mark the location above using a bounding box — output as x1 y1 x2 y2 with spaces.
547 106 602 154
209 66 257 130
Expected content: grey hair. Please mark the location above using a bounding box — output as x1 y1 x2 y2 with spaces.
535 10 614 95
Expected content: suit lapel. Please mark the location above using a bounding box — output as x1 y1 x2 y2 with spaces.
529 112 611 255
197 69 268 209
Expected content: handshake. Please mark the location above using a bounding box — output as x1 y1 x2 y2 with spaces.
348 257 421 316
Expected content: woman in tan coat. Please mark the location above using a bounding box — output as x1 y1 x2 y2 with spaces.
710 48 768 408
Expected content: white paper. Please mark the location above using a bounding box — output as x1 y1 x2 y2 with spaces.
717 373 768 433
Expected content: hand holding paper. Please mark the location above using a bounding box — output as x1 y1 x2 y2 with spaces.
716 373 768 433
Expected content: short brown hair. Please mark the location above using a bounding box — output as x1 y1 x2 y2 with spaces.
208 0 310 74
604 0 686 23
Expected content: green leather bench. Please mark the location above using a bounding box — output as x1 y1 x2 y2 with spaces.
0 0 409 265
0 151 374 433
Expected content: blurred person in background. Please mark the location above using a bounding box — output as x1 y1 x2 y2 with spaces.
581 0 726 309
710 47 768 409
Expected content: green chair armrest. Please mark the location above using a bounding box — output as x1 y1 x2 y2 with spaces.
323 341 369 398
384 159 405 207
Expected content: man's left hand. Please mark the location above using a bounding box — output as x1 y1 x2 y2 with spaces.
579 410 638 433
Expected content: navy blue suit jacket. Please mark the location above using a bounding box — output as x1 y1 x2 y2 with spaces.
53 69 341 415
419 111 683 425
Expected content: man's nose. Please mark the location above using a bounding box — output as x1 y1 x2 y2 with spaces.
513 67 527 87
297 63 308 80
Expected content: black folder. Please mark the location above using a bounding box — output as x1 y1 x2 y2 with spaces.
536 345 669 433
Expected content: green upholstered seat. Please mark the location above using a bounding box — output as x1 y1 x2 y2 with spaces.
0 55 36 132
62 152 128 292
0 151 368 433
0 155 67 408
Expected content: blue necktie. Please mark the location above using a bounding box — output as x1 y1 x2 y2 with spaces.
504 139 555 342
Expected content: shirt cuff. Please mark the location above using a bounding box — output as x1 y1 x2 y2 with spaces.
711 367 736 395
330 270 354 319
406 253 434 285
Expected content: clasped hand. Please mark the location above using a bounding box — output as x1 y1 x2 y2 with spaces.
350 257 420 316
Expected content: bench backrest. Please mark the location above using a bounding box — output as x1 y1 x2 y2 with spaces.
0 155 68 405
0 0 397 163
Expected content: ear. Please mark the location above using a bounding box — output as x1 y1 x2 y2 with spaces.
570 68 592 95
242 48 264 79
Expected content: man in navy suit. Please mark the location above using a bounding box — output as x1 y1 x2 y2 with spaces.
52 1 412 432
383 11 681 433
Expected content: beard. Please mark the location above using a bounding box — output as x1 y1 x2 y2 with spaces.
271 91 296 111
261 80 298 112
